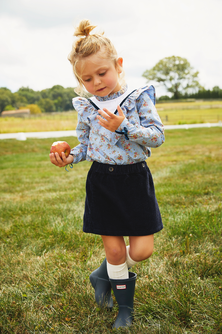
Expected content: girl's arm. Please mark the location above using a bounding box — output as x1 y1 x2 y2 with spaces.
49 114 89 167
118 91 165 147
70 113 90 163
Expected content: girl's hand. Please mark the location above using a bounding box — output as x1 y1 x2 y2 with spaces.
49 152 74 167
97 105 125 132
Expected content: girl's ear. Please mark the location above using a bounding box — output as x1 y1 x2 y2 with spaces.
116 57 123 73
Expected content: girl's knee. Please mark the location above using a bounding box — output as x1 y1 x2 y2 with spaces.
102 236 126 265
130 244 154 262
106 245 126 264
129 235 154 262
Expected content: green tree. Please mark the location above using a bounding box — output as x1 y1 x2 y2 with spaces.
142 56 201 99
40 88 51 99
39 85 76 111
12 93 28 109
17 87 41 104
37 98 56 113
0 85 77 113
64 87 78 111
0 88 13 112
54 96 63 111
184 85 222 99
50 85 64 100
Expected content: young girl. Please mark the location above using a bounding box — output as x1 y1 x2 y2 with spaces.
49 19 165 329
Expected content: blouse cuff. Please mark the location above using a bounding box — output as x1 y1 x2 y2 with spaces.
115 118 129 140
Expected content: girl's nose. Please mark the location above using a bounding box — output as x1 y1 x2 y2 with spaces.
94 76 102 86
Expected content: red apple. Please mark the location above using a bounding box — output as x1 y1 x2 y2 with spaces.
50 141 71 158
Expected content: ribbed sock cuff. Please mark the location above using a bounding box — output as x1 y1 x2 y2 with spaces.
107 261 129 279
126 245 139 268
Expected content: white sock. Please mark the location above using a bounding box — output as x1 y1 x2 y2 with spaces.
126 245 138 268
107 261 129 279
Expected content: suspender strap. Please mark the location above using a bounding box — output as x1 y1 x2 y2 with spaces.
87 100 100 110
114 89 136 114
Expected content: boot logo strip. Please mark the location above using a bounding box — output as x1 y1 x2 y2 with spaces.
116 285 126 290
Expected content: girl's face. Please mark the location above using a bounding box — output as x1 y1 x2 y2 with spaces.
77 51 123 97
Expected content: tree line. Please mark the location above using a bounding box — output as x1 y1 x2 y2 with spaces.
1 56 222 113
158 86 222 101
0 85 78 113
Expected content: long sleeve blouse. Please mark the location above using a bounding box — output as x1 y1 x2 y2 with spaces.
70 85 165 165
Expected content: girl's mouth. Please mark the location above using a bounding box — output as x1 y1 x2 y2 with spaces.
97 87 106 92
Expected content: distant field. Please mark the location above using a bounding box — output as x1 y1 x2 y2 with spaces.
0 101 222 133
0 112 78 134
157 100 222 109
156 100 222 125
158 108 222 125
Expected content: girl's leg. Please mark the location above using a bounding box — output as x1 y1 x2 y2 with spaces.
101 236 137 329
101 235 128 279
101 235 154 329
101 235 126 264
89 235 127 308
101 235 154 277
129 234 154 262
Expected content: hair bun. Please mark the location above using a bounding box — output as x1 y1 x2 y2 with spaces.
74 19 96 37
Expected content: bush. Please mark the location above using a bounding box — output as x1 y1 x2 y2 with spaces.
3 105 15 111
158 95 171 101
26 104 42 114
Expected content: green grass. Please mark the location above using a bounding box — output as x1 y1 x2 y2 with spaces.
0 128 222 333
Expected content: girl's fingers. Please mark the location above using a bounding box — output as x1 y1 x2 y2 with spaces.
49 153 57 164
49 152 66 167
97 118 109 129
98 109 112 120
97 106 125 132
61 152 67 163
98 106 123 119
117 105 124 116
102 108 114 116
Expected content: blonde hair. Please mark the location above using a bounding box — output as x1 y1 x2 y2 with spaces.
68 19 123 96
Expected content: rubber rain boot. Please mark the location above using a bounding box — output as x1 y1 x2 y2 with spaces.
110 272 137 329
89 258 113 309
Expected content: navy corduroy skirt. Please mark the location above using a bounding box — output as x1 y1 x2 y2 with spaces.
83 161 163 236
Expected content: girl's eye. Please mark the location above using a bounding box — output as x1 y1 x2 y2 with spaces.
84 78 91 82
99 72 106 76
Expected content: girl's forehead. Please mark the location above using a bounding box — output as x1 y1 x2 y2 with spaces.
77 51 115 74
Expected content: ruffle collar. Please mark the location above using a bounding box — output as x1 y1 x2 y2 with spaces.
72 85 156 119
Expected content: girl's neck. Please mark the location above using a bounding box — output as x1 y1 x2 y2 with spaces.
94 85 127 101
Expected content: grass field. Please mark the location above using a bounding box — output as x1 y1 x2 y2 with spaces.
0 127 222 333
0 112 77 134
0 101 222 133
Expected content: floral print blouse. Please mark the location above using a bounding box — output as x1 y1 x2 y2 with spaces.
70 85 165 165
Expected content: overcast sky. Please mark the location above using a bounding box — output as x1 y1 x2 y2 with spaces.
0 0 222 97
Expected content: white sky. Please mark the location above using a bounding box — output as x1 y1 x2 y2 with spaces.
0 0 222 97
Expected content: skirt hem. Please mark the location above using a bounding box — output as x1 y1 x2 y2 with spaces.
83 225 163 237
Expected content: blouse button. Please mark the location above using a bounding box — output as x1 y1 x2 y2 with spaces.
142 163 145 168
109 167 114 172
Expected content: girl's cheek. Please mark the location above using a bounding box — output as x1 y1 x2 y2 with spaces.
106 77 116 86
